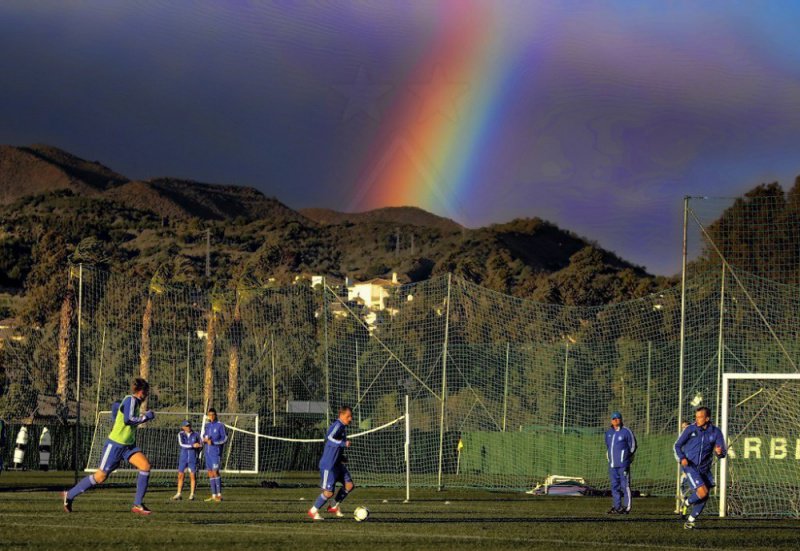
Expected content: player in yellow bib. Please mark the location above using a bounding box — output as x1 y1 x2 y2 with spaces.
63 378 156 515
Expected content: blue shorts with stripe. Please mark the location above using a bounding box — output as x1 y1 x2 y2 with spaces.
682 465 715 490
205 447 222 471
320 464 352 492
97 439 141 474
178 450 198 473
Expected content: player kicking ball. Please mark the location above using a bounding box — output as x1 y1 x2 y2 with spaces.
172 420 202 501
308 406 354 520
674 406 727 529
202 408 227 502
63 378 155 515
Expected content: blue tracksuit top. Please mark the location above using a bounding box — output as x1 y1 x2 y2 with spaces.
673 422 727 472
319 419 347 470
178 430 202 455
605 426 637 468
202 421 227 452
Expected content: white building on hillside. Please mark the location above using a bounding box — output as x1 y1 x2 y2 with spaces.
347 273 400 311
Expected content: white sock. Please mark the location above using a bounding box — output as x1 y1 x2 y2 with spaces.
310 506 318 514
687 515 696 522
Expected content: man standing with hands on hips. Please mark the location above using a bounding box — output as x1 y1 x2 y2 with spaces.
605 411 637 515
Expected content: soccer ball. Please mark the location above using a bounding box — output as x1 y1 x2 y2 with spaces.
353 506 370 522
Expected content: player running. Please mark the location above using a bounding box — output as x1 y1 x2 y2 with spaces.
62 378 155 515
605 411 637 514
202 408 227 502
308 405 354 520
674 406 727 529
172 420 202 501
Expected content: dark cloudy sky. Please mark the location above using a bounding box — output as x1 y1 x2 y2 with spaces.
1 1 799 275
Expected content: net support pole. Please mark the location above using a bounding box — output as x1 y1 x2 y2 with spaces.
404 394 410 503
715 264 726 426
561 342 569 435
646 341 652 436
502 342 510 432
74 263 83 484
186 332 191 415
323 279 331 425
437 273 452 492
93 327 106 425
224 415 239 470
713 264 726 496
355 339 361 425
271 332 276 427
719 373 730 518
675 196 689 512
254 415 260 472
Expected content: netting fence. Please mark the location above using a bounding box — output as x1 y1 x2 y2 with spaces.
1 191 798 515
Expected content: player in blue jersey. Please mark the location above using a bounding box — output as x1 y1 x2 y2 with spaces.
308 406 354 520
202 408 227 502
605 411 637 514
674 406 727 529
172 420 202 501
62 378 155 515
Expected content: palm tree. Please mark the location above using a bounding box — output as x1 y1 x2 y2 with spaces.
57 238 108 410
226 277 259 412
203 289 225 409
139 266 167 408
56 265 77 404
227 296 241 413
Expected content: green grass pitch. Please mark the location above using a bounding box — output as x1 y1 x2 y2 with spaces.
1 473 800 550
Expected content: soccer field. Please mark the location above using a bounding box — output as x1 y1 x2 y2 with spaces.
1 474 799 550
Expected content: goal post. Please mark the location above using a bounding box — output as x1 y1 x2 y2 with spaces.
719 373 800 518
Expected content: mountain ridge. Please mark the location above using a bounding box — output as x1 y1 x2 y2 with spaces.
0 143 669 321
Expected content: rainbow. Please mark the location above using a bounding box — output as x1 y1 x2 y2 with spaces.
348 0 518 224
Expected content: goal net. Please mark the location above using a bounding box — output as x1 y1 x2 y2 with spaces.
222 399 411 498
720 373 800 517
85 411 258 482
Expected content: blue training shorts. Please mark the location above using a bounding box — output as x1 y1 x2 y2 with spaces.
205 447 221 471
97 439 141 474
320 464 352 492
178 450 198 473
682 465 715 490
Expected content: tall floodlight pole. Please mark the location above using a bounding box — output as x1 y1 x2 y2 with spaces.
713 263 726 498
74 264 84 483
186 332 191 415
646 341 652 436
715 264 726 425
437 274 452 491
561 341 569 434
323 279 331 425
675 196 690 511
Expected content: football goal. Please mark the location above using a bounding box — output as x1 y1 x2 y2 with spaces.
719 373 800 517
85 411 259 477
